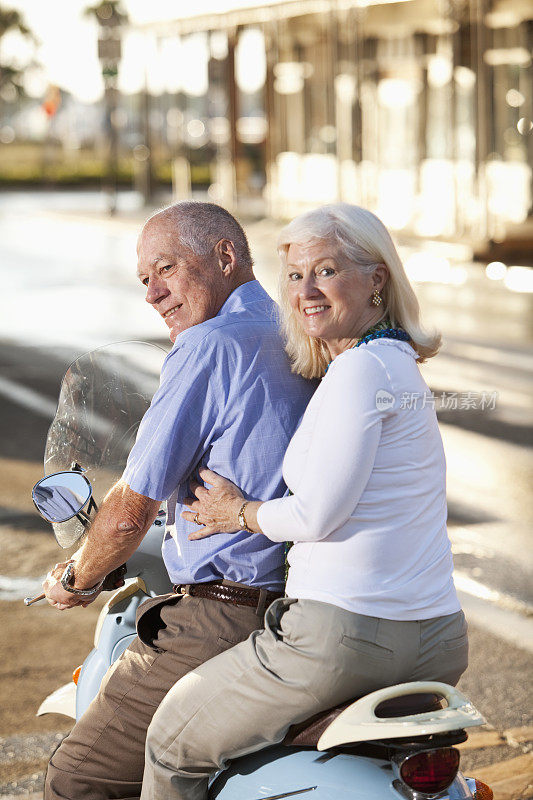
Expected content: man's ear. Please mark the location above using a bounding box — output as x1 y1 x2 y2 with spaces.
214 239 237 276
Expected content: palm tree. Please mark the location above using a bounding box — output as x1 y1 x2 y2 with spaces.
0 6 35 98
0 6 30 38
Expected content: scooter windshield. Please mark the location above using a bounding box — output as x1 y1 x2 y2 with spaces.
44 342 167 547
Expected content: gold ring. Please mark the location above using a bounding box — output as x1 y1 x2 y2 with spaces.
194 513 201 525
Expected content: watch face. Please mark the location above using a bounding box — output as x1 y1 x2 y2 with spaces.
60 562 102 596
61 562 75 589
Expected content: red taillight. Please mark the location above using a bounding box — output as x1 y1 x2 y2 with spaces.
472 780 493 799
400 747 460 794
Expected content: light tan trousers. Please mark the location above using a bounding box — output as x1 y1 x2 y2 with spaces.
141 598 468 800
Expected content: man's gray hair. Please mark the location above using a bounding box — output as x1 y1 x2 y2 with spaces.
152 201 253 269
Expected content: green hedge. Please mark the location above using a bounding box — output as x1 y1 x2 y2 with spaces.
0 160 211 187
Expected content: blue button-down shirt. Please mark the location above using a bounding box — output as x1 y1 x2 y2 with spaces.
123 280 315 590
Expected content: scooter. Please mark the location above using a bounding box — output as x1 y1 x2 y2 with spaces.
26 342 493 800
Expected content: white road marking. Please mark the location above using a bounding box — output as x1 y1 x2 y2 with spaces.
0 574 45 602
443 340 533 373
0 375 114 435
454 571 533 617
0 376 57 419
458 590 533 654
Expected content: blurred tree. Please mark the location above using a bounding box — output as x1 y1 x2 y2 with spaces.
0 6 35 101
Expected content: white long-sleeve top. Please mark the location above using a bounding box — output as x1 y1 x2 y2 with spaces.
257 339 460 620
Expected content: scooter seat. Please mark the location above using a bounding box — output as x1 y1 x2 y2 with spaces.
283 692 442 748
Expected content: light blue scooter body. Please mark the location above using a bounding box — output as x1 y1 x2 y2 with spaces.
75 514 172 718
210 744 475 799
210 747 397 799
75 593 142 718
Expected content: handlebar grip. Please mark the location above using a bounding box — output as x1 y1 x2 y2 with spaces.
24 593 46 606
101 564 127 591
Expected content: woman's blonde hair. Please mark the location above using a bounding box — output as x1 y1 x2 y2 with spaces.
277 203 441 378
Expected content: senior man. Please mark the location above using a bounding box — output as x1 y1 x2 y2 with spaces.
43 201 314 800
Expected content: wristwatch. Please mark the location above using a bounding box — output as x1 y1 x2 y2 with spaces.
60 561 104 597
237 501 253 533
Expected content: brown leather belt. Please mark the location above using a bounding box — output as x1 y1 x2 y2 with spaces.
173 581 283 611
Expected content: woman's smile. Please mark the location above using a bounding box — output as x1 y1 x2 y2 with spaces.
303 305 330 316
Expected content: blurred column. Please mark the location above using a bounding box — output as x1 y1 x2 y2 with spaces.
471 0 491 239
226 28 239 210
138 86 154 203
526 20 533 217
353 8 367 206
335 7 357 203
263 20 280 216
325 8 341 200
92 1 128 216
168 92 189 203
415 33 428 191
207 30 235 210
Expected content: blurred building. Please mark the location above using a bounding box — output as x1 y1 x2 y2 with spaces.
136 0 533 256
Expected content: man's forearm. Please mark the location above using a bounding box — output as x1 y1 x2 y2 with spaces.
72 480 160 590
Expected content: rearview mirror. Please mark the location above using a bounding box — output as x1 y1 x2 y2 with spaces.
32 471 93 523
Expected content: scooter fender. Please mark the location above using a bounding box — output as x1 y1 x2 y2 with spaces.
37 681 77 720
36 581 145 721
75 579 149 719
38 511 170 723
210 746 397 800
210 747 476 800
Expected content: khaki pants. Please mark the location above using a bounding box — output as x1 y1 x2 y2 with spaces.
45 587 268 800
141 598 468 800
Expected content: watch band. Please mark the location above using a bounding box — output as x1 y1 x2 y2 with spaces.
60 561 104 597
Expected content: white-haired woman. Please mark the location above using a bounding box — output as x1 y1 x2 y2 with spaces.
140 203 468 800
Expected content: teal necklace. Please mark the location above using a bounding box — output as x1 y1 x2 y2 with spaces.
324 318 410 374
354 318 410 347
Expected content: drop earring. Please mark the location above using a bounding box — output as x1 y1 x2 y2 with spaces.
371 289 382 306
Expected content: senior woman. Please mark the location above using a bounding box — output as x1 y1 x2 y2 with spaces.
140 203 468 800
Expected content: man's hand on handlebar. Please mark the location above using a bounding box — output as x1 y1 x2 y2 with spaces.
42 562 127 610
101 564 127 591
42 563 101 610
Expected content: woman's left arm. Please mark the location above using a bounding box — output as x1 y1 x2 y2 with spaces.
255 349 391 543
